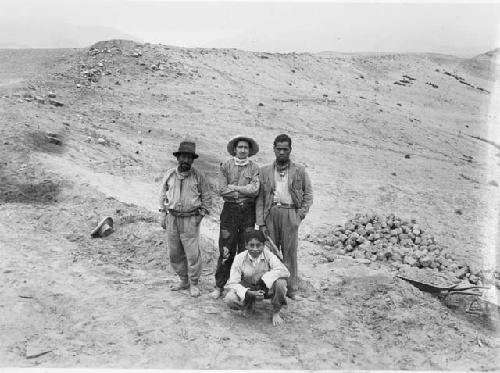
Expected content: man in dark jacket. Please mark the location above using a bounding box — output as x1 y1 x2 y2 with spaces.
256 134 313 299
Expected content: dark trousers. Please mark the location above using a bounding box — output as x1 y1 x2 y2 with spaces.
215 202 255 289
224 278 288 313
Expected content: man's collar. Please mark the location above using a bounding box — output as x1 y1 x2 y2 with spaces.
233 157 249 166
247 251 265 262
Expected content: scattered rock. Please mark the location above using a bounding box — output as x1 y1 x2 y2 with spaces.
48 98 63 107
355 258 371 264
47 92 56 98
488 180 499 187
97 138 107 145
46 133 62 146
404 154 411 159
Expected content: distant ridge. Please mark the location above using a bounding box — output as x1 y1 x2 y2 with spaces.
0 22 141 49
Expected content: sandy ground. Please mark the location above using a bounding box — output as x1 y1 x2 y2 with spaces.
0 41 499 369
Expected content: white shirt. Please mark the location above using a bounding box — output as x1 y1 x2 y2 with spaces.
225 248 290 300
274 168 293 204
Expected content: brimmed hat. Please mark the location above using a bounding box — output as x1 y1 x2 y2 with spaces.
90 216 114 238
173 140 199 159
227 136 259 157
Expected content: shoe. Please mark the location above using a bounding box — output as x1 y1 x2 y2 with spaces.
190 285 201 297
209 288 222 299
171 280 190 291
287 293 298 300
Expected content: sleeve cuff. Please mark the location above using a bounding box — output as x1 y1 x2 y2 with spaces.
236 286 248 300
261 273 275 289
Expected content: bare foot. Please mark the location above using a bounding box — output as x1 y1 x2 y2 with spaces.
190 285 201 297
209 288 222 299
272 312 284 326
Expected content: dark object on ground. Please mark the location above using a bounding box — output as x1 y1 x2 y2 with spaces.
46 133 62 145
90 216 114 238
397 275 489 297
48 98 63 107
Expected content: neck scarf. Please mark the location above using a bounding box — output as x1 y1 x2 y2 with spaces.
233 157 249 167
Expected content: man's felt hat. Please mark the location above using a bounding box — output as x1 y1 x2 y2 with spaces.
173 140 199 159
227 136 259 157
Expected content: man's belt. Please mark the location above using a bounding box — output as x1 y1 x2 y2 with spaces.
168 209 199 217
271 202 296 209
224 201 255 207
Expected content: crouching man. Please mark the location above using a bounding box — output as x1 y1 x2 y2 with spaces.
224 229 290 326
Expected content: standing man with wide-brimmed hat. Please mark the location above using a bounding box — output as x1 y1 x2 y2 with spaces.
209 135 260 299
159 140 212 297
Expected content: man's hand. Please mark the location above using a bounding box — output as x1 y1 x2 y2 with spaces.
160 212 167 230
259 225 269 236
245 290 265 302
257 278 267 289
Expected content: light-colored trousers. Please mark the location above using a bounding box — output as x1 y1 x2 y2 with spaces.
265 206 301 295
225 278 288 312
166 215 202 284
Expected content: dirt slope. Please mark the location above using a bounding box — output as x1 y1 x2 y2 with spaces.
0 40 499 369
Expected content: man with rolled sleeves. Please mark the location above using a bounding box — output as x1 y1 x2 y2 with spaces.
159 140 212 297
256 134 313 300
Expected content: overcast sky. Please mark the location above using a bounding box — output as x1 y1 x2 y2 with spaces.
1 0 499 56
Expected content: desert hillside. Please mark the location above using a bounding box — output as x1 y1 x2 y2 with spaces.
0 40 499 369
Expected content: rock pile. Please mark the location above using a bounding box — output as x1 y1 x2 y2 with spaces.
394 74 416 87
13 90 63 107
306 213 496 286
442 70 490 94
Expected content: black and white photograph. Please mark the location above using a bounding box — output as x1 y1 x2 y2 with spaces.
0 0 499 369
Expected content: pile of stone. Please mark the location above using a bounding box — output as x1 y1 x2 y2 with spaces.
442 70 490 94
88 46 123 56
393 74 416 87
307 213 495 286
13 91 63 107
80 64 104 83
